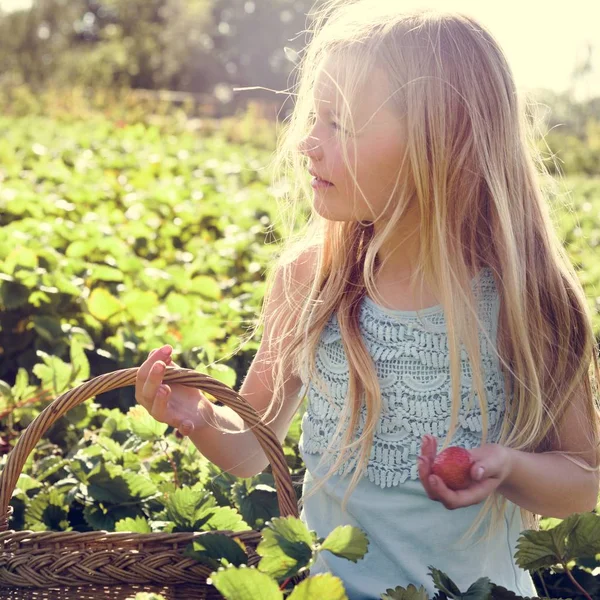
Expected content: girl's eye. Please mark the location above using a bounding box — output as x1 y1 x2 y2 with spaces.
308 111 343 133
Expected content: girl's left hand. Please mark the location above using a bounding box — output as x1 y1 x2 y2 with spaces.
418 435 513 509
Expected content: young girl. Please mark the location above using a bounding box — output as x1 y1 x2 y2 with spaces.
135 1 600 597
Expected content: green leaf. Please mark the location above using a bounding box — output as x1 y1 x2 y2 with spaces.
185 533 249 569
320 525 369 563
515 513 579 571
287 573 348 600
88 287 123 321
83 504 143 531
257 517 314 580
208 566 282 600
87 463 157 503
429 567 461 599
122 289 160 322
165 487 250 533
0 277 29 309
190 275 222 300
232 473 279 529
70 336 90 381
380 584 430 600
565 512 600 559
25 488 70 531
127 405 168 440
32 315 63 343
462 577 493 600
207 363 237 387
12 367 37 402
115 516 152 533
13 474 43 499
165 486 205 527
32 350 72 394
89 264 125 283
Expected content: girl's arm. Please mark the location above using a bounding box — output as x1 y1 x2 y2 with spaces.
499 384 600 517
498 447 599 518
419 383 600 517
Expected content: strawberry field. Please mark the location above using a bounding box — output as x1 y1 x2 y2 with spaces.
1 112 600 599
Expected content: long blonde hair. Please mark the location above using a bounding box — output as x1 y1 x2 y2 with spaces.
237 0 600 545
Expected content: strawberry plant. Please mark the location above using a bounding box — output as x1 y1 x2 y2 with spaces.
0 111 599 599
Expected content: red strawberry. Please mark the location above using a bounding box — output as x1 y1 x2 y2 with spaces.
431 446 474 490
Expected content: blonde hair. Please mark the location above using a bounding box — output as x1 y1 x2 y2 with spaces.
236 0 600 546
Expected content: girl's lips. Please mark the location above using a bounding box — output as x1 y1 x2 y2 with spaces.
309 169 333 184
311 177 334 189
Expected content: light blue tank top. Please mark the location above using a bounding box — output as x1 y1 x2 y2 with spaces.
298 268 537 599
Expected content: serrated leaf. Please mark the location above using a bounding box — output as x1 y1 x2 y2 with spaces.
429 567 461 599
462 577 493 600
165 486 249 532
565 512 600 559
83 503 142 531
208 566 282 600
287 573 348 599
127 405 168 440
257 517 314 580
32 350 72 394
515 513 579 571
69 336 90 381
165 486 205 527
87 463 157 503
320 525 369 563
0 379 13 406
196 501 250 532
12 367 37 401
115 515 152 533
96 436 124 461
232 473 279 529
380 584 430 600
88 287 123 321
185 533 248 568
25 488 69 531
13 473 43 499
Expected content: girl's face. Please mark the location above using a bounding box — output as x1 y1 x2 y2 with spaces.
298 56 410 223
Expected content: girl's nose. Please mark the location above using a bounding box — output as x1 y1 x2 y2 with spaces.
297 134 323 158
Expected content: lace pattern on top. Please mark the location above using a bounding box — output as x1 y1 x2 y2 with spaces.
299 268 506 488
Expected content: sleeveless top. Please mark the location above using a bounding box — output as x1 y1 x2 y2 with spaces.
297 267 538 599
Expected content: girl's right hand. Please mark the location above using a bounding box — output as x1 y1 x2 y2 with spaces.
135 344 210 437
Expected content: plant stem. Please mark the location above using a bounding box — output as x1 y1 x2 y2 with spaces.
536 569 550 599
0 388 53 421
562 563 592 600
162 441 180 488
279 576 294 591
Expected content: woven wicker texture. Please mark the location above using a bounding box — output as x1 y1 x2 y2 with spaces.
0 367 301 597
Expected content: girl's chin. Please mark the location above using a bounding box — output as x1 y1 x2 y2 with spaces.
312 203 356 222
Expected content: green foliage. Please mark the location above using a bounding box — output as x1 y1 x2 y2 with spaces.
0 114 283 394
0 110 598 599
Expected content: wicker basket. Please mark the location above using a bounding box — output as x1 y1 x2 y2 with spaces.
0 366 304 599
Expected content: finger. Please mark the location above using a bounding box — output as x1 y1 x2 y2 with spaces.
149 384 173 425
429 474 499 509
136 346 172 397
141 360 167 411
178 419 195 437
423 435 437 462
418 453 438 500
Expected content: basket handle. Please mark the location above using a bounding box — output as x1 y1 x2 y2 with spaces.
0 367 299 531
